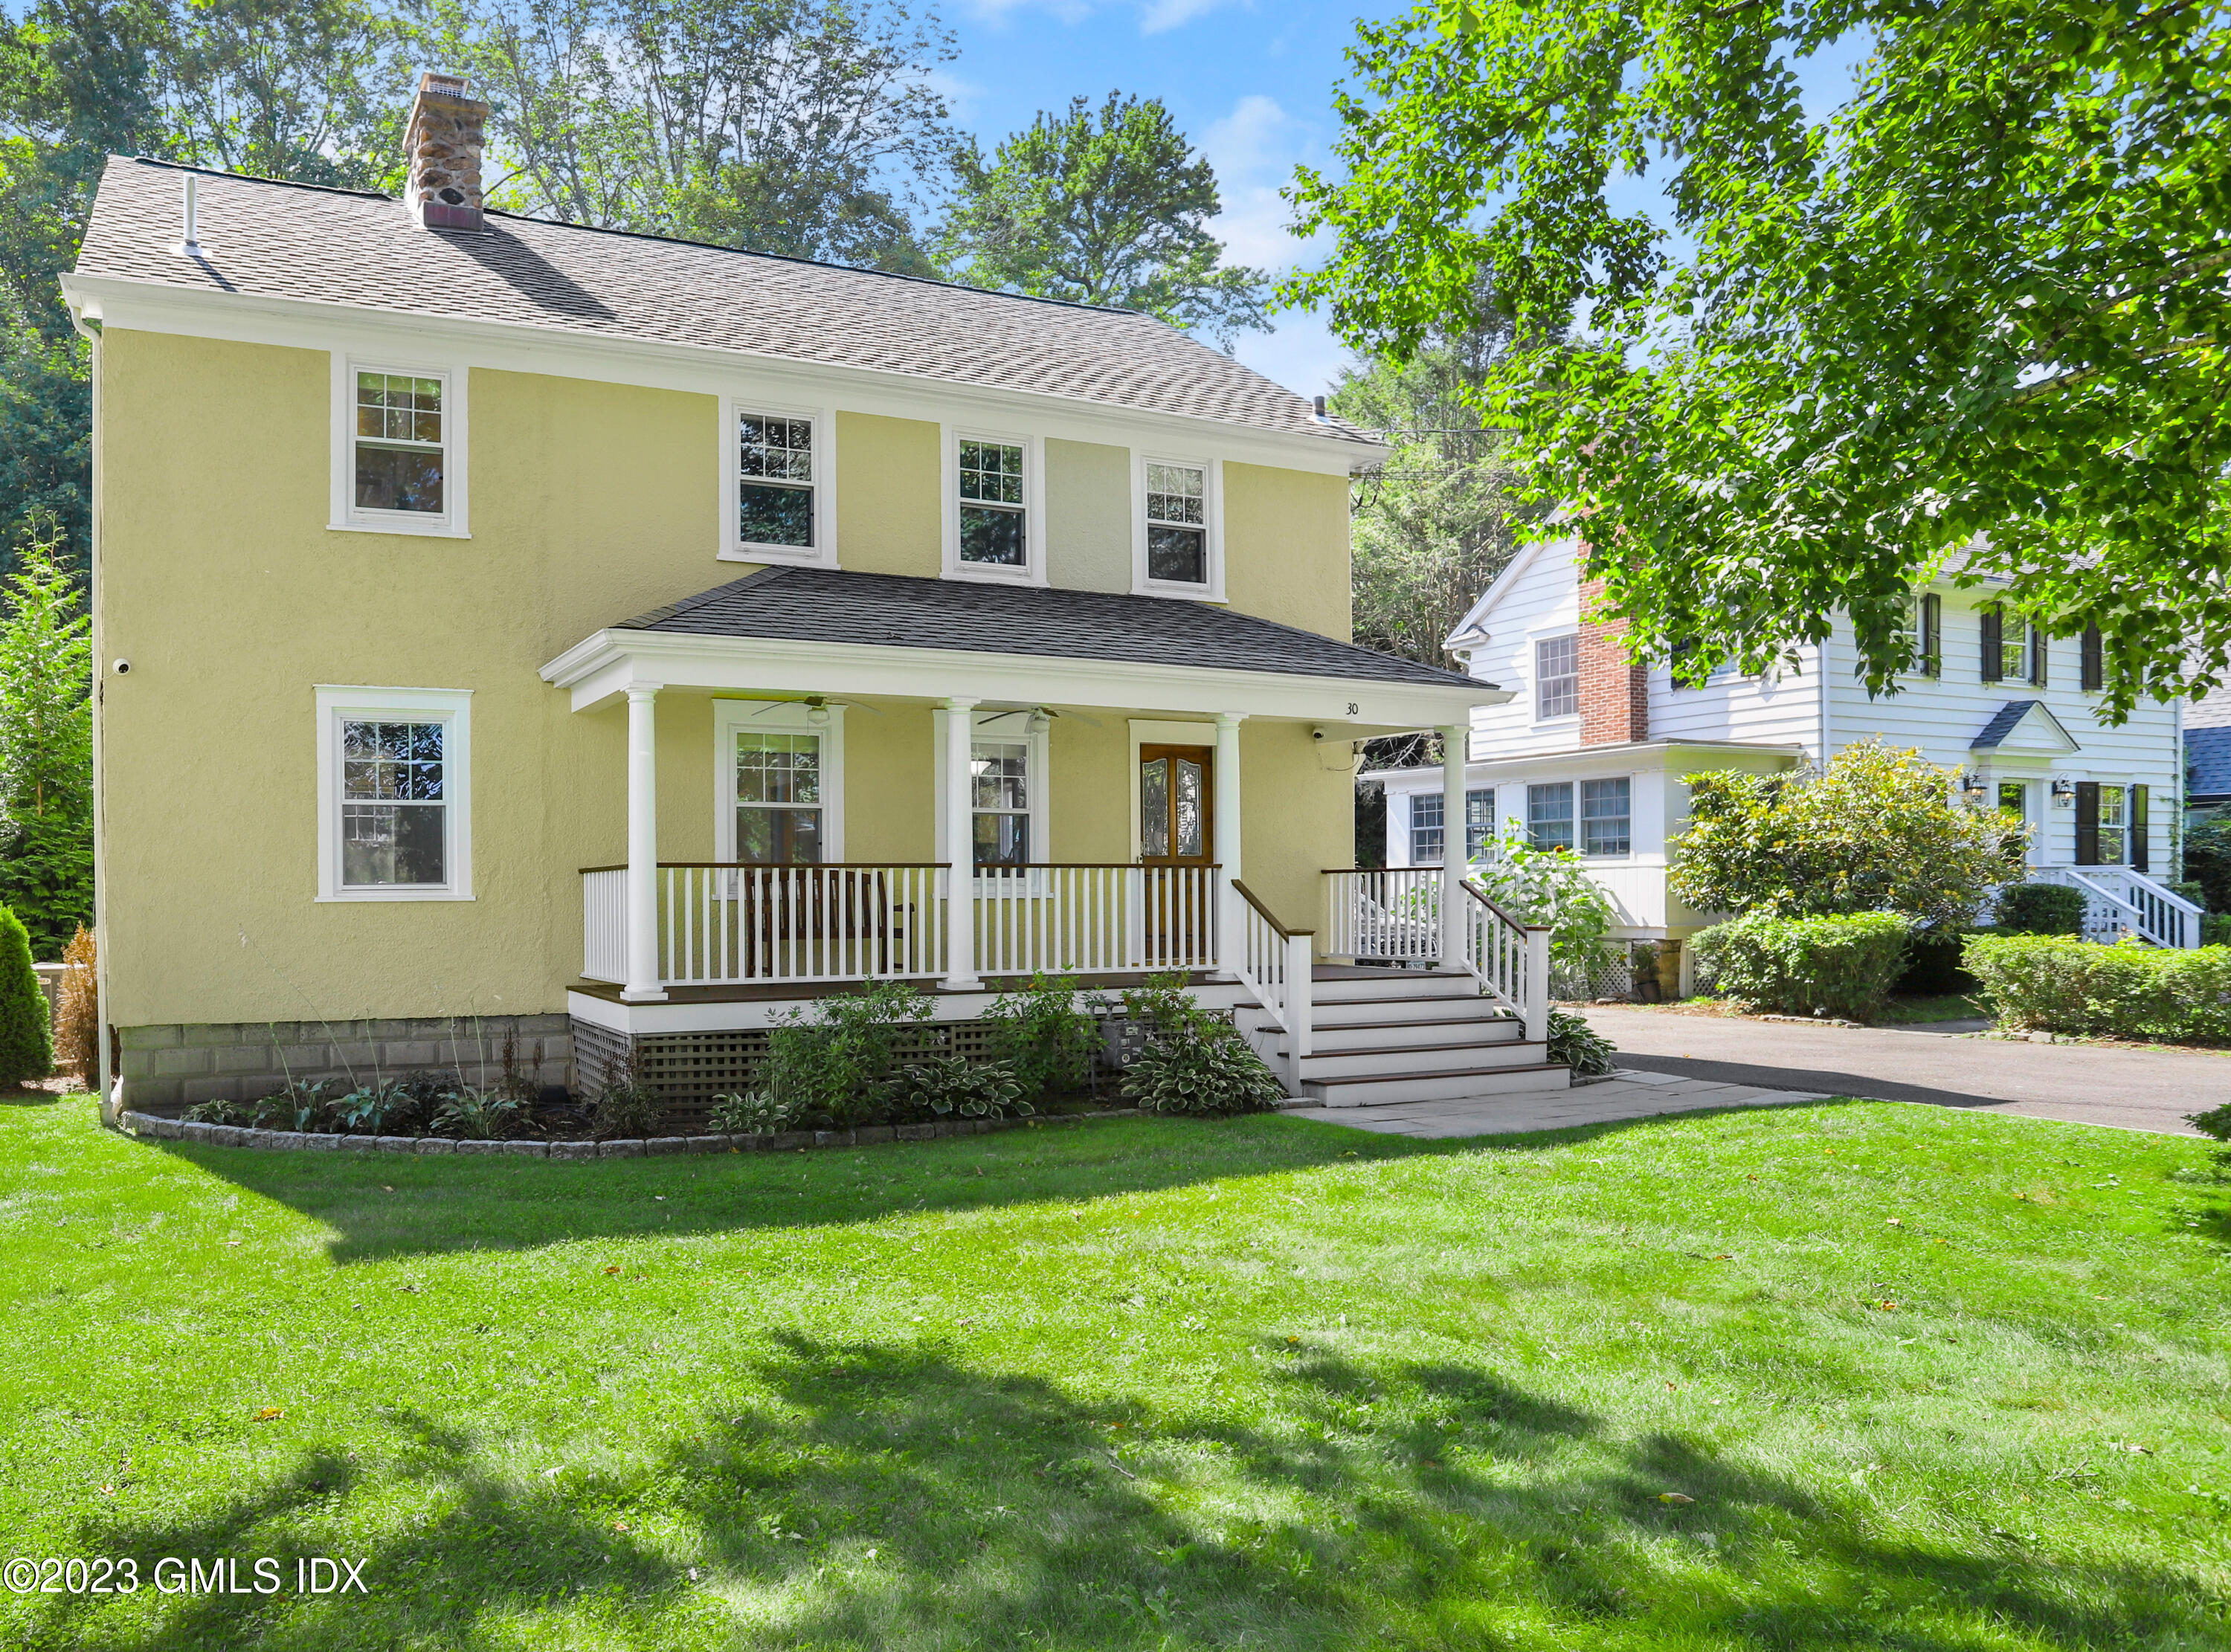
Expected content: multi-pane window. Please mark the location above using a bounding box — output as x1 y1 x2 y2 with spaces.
738 413 814 548
1536 636 1580 719
2096 783 2128 867
959 439 1027 567
1981 604 2041 685
1899 593 1942 677
1410 788 1496 864
971 740 1031 866
1997 781 2029 867
1580 777 1631 856
354 372 444 514
1145 462 1208 584
1528 781 1575 851
735 732 823 863
341 721 446 886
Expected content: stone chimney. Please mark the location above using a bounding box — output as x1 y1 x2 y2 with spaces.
1576 567 1649 746
404 71 488 230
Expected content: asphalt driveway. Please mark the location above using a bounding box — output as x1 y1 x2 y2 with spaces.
1580 1006 2225 1137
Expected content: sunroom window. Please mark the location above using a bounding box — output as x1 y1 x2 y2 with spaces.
959 439 1027 567
738 413 814 548
354 372 444 514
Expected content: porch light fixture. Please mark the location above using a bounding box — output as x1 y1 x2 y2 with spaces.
805 701 831 726
1028 709 1052 734
1955 771 1986 800
2050 777 2075 807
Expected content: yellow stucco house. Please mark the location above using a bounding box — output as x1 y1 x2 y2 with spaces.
65 75 1563 1116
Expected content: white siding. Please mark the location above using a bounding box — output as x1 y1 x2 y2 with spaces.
1460 538 1589 760
1647 654 1824 755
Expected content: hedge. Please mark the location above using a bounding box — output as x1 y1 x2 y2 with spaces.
1963 934 2231 1043
1992 883 2087 935
1690 911 1913 1022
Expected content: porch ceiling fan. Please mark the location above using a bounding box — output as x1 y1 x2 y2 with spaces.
750 694 882 726
977 703 1102 730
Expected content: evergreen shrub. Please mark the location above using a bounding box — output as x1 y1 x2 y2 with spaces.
1963 934 2231 1043
1689 911 1913 1022
0 903 51 1085
1992 883 2087 935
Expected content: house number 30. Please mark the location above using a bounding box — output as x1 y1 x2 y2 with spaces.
1346 702 1360 715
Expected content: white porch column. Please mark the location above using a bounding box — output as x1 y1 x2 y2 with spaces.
622 685 666 1003
1214 712 1246 978
1438 723 1469 972
941 697 981 990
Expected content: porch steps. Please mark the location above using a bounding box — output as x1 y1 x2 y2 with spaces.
1242 967 1571 1107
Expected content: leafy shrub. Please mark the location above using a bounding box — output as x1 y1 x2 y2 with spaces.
0 903 51 1085
2187 1100 2231 1168
434 1085 528 1140
1993 883 2086 935
709 1091 799 1135
181 1097 257 1126
1963 934 2231 1043
2206 914 2231 947
1117 976 1284 1114
2186 816 2231 914
1896 924 1980 995
763 978 933 1127
1471 830 1617 982
335 1078 434 1137
1671 741 2020 925
1689 911 1914 1021
985 973 1105 1097
901 1054 1029 1119
590 1073 666 1140
1546 1007 1616 1077
257 1079 344 1133
54 924 96 1085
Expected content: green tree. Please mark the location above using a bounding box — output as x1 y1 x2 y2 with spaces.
1670 743 2021 927
0 524 92 955
0 902 51 1082
1285 0 2231 717
940 93 1268 346
422 0 954 272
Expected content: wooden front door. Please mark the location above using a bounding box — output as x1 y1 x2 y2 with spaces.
1139 744 1213 967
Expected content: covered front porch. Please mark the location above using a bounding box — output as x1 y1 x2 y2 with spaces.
538 568 1546 1091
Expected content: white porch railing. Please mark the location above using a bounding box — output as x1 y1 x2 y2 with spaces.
2029 866 2203 949
580 862 1220 987
1458 878 1551 1043
973 863 1219 976
1231 878 1313 1062
1321 867 1442 963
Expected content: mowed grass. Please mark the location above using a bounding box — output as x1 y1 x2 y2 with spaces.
2 1093 2227 1651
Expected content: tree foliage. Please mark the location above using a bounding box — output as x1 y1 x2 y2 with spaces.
1469 827 1617 981
1670 742 2021 927
1286 0 2231 717
0 525 92 954
940 92 1267 346
422 0 956 271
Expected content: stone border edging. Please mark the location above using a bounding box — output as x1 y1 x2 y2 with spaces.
117 1109 1145 1157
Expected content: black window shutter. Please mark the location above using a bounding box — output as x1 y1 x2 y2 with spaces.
2030 623 2047 687
2081 627 2103 691
1980 605 2003 683
1922 593 1942 675
2131 785 2149 873
2074 781 2100 865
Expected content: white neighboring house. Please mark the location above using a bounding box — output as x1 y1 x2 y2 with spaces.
1370 535 2202 984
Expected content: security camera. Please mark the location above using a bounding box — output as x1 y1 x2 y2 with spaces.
112 659 132 676
1311 725 1333 743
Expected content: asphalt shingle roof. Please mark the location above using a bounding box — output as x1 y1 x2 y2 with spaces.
1971 700 2041 749
620 567 1484 690
74 156 1369 447
2189 726 2231 801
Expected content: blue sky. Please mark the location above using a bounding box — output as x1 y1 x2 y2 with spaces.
934 2 1877 399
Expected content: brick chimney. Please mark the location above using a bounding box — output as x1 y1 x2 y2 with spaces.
1576 570 1649 745
405 72 488 230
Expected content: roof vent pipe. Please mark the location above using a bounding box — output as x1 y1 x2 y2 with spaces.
1310 395 1328 421
176 172 205 259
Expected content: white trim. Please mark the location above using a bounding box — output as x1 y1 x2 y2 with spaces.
712 699 845 862
314 685 472 901
1444 535 1559 651
933 706 1052 871
1131 451 1225 600
718 396 837 567
66 273 1387 480
329 354 469 538
943 425 1045 585
1127 718 1220 862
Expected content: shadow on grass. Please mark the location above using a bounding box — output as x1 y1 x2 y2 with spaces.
25 1335 2218 1651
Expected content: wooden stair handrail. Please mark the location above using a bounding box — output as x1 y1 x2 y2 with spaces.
1231 879 1315 939
1459 877 1552 935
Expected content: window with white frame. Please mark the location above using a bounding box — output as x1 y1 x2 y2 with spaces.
316 687 471 900
958 438 1028 567
1528 781 1574 851
1536 635 1580 719
1580 777 1631 856
736 410 815 550
1410 787 1496 865
972 739 1031 865
355 370 445 515
734 732 825 863
1145 461 1208 585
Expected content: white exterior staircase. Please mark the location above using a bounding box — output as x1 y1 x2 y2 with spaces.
1237 967 1570 1106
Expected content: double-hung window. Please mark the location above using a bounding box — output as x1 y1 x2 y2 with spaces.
335 361 466 534
1981 604 2043 685
1536 636 1580 719
1899 593 1942 677
1580 778 1632 856
958 438 1028 568
972 739 1031 866
1137 457 1220 594
1528 781 1575 851
734 732 825 863
1410 788 1496 865
316 687 471 900
735 410 816 552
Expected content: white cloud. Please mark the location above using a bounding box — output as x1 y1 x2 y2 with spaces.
959 0 1092 24
1139 0 1240 34
1197 94 1347 396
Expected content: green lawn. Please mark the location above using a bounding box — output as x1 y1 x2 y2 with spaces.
3 1091 2227 1651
